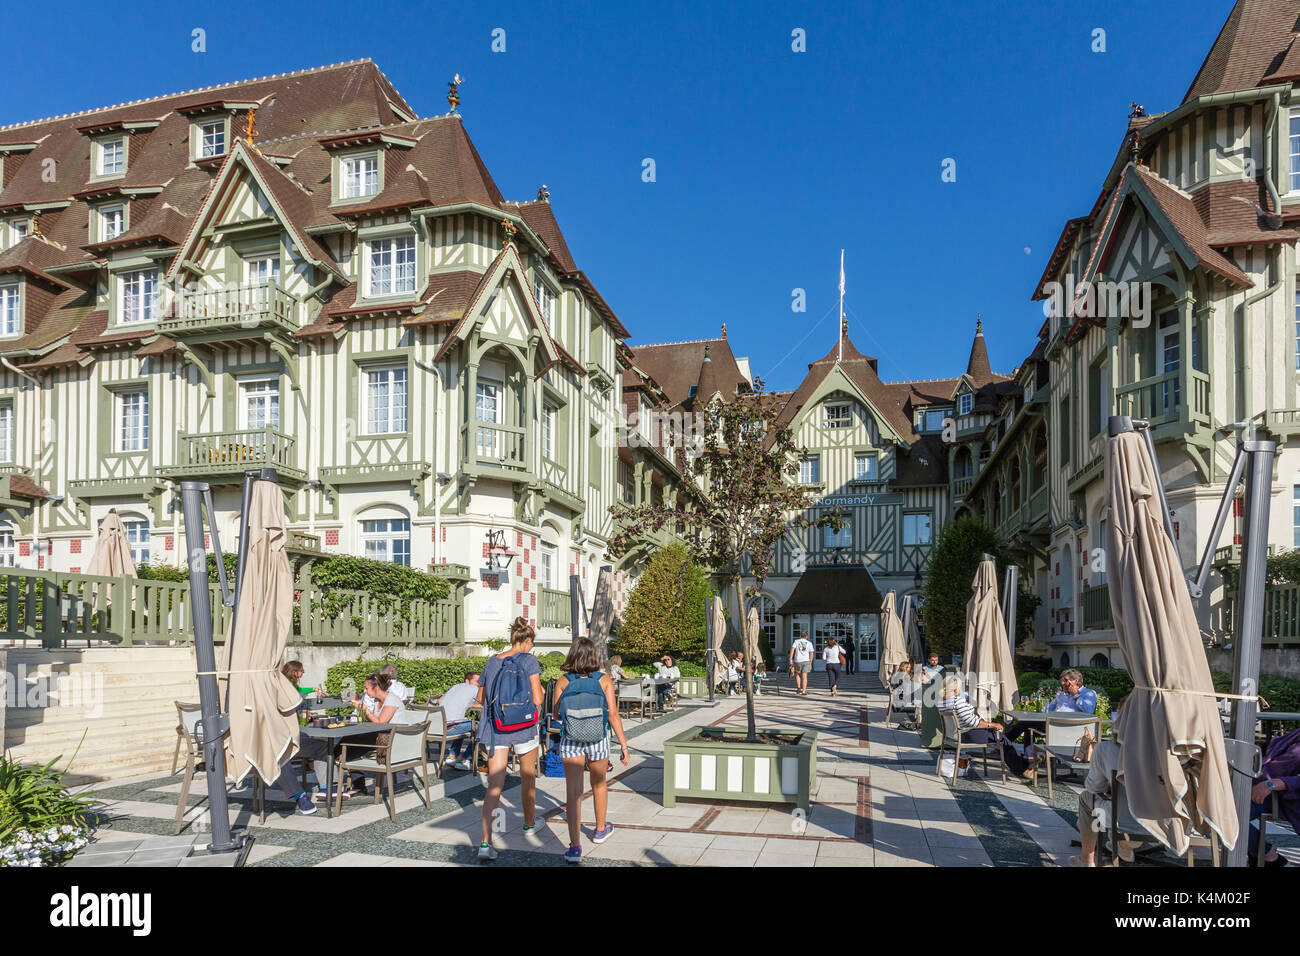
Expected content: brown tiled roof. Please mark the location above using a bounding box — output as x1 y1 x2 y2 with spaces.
9 475 48 500
965 328 994 387
630 338 751 410
512 200 577 273
1183 0 1300 102
403 270 489 326
894 434 948 486
1131 165 1252 285
1195 178 1299 244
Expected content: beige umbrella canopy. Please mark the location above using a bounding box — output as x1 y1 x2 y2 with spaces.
587 568 616 670
744 604 762 671
710 596 727 687
86 511 137 612
220 481 301 787
877 590 908 684
963 558 1017 721
903 596 926 662
1107 430 1238 854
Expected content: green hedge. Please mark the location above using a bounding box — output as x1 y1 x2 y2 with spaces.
1049 666 1134 701
326 656 489 704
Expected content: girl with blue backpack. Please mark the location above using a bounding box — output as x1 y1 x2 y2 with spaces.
475 617 545 862
553 637 629 864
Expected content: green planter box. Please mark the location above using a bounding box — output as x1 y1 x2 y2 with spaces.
662 725 817 810
676 675 706 698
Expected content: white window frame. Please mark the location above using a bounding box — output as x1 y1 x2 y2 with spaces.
195 119 227 159
0 524 14 567
363 365 408 435
799 456 820 485
360 516 411 566
476 380 503 459
902 512 933 546
97 204 125 243
923 408 947 432
541 402 557 461
823 522 852 550
535 281 555 333
238 376 280 431
958 393 973 416
0 404 13 462
96 136 125 177
540 542 557 589
1290 108 1300 194
365 234 416 298
116 389 149 452
0 283 19 337
8 219 29 247
340 153 380 199
122 517 150 565
117 269 159 325
824 403 851 429
853 451 878 482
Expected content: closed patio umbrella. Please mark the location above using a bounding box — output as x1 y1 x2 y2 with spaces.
744 604 762 671
86 510 137 612
877 590 908 685
710 596 727 687
1106 429 1237 855
963 558 1017 721
220 479 300 787
903 596 926 662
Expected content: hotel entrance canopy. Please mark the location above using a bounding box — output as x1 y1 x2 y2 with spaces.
777 564 884 615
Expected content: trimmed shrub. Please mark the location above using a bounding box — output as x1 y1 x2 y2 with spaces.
922 516 1005 655
326 656 488 704
609 542 711 666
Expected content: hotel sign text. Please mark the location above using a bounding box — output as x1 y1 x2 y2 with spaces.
816 493 905 508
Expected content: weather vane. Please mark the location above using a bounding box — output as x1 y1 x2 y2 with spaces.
447 74 464 114
500 217 517 245
536 184 549 201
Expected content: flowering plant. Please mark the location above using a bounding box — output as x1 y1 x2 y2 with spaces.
0 824 90 867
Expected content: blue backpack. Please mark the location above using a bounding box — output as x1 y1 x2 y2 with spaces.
490 654 540 733
557 672 609 743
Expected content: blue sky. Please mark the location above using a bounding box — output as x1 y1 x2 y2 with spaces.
2 0 1237 390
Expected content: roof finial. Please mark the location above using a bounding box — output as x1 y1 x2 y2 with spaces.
243 106 257 147
447 74 464 114
703 344 711 360
536 184 549 201
975 312 982 334
840 317 848 336
500 217 517 247
720 322 727 340
30 212 41 239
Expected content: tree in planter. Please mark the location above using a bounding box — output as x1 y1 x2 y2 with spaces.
609 382 835 742
922 515 1007 656
610 542 712 665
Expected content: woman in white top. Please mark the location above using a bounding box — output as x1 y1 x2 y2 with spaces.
823 638 846 697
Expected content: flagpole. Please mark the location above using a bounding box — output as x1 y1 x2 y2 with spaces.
838 249 845 363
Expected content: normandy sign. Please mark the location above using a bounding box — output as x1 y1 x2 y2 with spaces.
815 493 905 508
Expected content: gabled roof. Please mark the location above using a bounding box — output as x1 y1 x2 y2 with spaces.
1183 0 1300 102
629 336 750 410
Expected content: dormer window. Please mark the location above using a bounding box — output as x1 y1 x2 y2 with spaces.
96 136 125 177
96 204 125 243
824 403 850 429
364 234 416 298
0 284 19 337
922 408 948 432
340 153 379 199
958 393 972 416
118 268 158 324
195 119 227 159
7 219 28 248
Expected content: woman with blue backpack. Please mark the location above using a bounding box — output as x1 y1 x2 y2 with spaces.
474 617 545 862
553 637 629 864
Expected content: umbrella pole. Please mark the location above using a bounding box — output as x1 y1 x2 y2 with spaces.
179 481 241 856
705 601 715 703
1225 431 1274 867
1002 565 1019 659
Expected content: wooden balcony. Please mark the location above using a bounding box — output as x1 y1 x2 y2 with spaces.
162 281 297 339
163 427 305 483
951 474 974 499
463 421 528 474
1114 369 1210 429
538 586 572 629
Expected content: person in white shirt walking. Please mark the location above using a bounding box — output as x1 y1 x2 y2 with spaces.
822 637 846 696
789 632 814 696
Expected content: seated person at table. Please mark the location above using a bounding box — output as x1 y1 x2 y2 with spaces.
938 675 1030 779
1248 725 1300 867
301 675 408 802
379 664 410 703
282 660 317 697
920 653 943 683
890 662 922 711
438 673 481 770
1069 696 1142 867
651 654 681 709
607 655 630 683
1003 669 1098 747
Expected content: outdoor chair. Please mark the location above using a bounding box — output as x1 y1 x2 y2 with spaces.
617 679 651 720
172 701 204 834
1109 770 1220 867
408 704 474 777
1030 713 1102 798
336 721 431 822
1256 789 1283 867
938 709 1006 784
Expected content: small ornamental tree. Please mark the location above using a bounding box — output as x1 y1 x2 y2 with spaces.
609 380 835 742
610 542 711 665
922 515 1005 655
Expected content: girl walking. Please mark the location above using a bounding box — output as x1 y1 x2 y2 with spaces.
553 637 630 864
475 617 545 862
823 636 846 697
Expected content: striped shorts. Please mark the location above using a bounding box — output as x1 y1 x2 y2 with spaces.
558 734 610 761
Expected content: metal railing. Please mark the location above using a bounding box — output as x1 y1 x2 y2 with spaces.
1081 583 1113 631
538 586 571 629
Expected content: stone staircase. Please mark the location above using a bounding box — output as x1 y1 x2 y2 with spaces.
2 647 199 782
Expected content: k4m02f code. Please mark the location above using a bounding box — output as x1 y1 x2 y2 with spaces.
1197 893 1251 905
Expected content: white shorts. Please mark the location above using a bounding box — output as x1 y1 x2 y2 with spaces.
488 738 539 757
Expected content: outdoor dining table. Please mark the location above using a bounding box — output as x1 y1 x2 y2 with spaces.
300 720 393 818
302 696 350 711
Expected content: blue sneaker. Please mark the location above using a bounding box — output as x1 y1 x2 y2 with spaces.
295 793 317 815
564 844 582 864
592 824 614 844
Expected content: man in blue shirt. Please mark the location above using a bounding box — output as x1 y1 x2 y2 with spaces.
1002 669 1098 750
